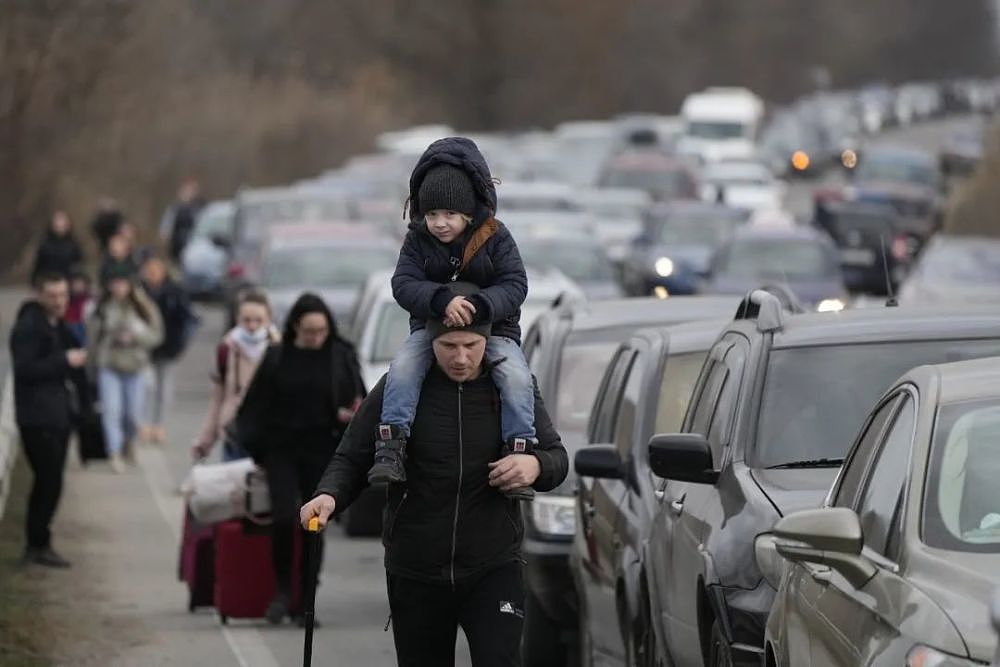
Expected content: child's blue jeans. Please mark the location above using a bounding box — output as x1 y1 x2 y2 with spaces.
381 330 536 442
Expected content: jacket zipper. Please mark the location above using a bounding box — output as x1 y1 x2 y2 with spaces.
386 490 408 544
450 383 464 589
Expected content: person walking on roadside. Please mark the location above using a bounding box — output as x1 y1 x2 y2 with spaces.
98 231 139 289
300 286 569 667
10 273 91 568
191 290 279 462
31 210 84 286
88 266 163 472
139 254 198 445
159 179 204 264
90 198 124 254
236 293 364 625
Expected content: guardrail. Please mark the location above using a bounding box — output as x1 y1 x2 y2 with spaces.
0 374 17 521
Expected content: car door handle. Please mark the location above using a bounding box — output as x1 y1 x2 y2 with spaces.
670 500 685 516
654 489 665 502
808 566 832 585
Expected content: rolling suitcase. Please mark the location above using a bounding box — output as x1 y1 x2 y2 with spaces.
213 518 303 623
178 509 215 612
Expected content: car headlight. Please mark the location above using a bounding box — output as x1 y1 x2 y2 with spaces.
906 645 982 667
530 496 576 537
654 257 675 277
816 298 845 313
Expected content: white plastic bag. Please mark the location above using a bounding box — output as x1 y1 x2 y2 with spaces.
182 458 270 524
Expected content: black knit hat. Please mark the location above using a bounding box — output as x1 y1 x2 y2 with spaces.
417 164 476 218
425 281 491 341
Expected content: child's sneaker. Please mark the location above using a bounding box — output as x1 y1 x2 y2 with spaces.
368 424 408 484
500 437 536 501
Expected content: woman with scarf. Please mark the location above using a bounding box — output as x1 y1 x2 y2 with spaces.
235 293 365 625
191 290 279 462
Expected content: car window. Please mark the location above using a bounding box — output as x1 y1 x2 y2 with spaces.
554 337 623 438
371 303 411 362
833 396 899 508
614 352 645 459
689 361 727 438
923 399 1000 553
653 352 708 436
588 348 632 444
708 343 747 452
855 397 915 557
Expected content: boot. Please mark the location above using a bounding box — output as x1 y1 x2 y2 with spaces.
265 589 291 625
500 438 536 501
109 452 126 474
367 425 408 484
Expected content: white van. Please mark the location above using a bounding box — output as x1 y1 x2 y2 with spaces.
676 87 765 164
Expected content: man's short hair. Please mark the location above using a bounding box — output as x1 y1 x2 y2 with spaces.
34 272 68 289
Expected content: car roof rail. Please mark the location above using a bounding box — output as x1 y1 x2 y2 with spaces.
734 288 787 332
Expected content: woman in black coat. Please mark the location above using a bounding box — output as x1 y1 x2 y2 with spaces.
236 293 365 625
31 211 84 286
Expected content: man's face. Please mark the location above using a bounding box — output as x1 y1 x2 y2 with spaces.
432 330 487 382
38 279 69 320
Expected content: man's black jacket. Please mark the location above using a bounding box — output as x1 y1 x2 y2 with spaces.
9 301 89 430
315 365 568 585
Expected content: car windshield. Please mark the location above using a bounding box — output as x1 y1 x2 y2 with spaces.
372 302 411 362
720 239 835 279
264 246 397 289
855 156 937 188
752 339 1000 468
924 399 1000 553
520 241 614 282
602 168 694 199
555 335 625 435
920 241 1000 285
192 207 233 240
657 215 741 246
687 121 747 140
241 198 353 241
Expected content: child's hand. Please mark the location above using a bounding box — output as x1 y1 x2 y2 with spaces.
445 296 476 326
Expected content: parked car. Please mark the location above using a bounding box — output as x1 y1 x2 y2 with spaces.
699 160 787 212
898 235 1000 306
258 223 398 330
702 225 848 311
497 181 583 212
813 201 914 295
621 202 746 297
518 230 624 301
759 111 829 178
761 355 1000 666
572 319 726 666
639 290 1000 667
598 151 699 203
519 296 740 667
180 199 234 300
940 120 986 177
576 187 653 268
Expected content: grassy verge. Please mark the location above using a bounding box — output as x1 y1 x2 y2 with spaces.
0 456 52 667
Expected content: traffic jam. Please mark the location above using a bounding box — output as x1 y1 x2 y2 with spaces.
181 79 1000 666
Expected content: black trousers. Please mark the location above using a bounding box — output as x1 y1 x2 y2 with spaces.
388 563 525 667
263 447 328 595
19 426 71 550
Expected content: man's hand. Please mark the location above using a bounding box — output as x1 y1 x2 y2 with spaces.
300 494 336 530
66 349 87 368
488 454 541 492
444 296 476 327
190 440 210 461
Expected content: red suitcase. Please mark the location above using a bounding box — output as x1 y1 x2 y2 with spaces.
178 509 215 612
213 518 303 623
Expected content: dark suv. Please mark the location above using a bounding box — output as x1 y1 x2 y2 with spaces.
640 291 1000 666
571 318 725 666
520 296 737 667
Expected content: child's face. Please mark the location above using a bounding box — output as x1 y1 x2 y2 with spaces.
425 210 469 243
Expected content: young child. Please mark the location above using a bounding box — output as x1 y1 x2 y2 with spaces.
369 137 537 500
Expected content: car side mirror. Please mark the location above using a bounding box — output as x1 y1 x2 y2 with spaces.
773 507 876 589
648 433 718 485
575 445 624 480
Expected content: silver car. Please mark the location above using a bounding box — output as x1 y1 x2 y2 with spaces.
760 356 1000 666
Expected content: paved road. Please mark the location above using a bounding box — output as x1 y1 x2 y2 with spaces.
5 114 975 666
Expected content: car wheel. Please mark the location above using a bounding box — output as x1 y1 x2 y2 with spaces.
523 589 566 667
708 619 734 667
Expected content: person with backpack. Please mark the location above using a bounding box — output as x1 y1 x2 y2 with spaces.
300 288 569 667
366 137 537 502
191 290 280 462
30 210 84 286
87 266 163 472
235 293 365 625
139 254 198 445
